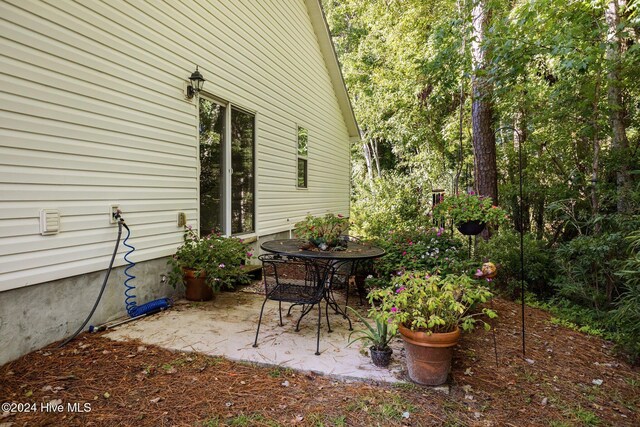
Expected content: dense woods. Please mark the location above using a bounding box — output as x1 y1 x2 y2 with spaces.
323 0 640 360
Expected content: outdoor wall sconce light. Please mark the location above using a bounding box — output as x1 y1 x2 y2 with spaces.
186 66 205 99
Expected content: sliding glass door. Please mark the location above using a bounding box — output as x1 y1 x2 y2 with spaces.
199 97 255 236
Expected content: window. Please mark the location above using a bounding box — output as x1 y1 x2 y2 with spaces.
199 96 255 236
230 107 255 234
297 126 308 188
199 98 225 234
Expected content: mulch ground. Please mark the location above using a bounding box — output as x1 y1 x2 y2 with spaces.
1 297 639 427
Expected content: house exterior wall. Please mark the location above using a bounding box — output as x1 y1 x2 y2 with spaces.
0 0 352 294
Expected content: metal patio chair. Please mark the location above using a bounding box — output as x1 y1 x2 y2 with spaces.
252 254 328 355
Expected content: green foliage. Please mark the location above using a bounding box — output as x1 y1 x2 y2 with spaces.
368 272 496 333
433 191 509 226
611 230 640 360
475 230 555 296
167 226 253 292
347 306 396 351
350 173 432 239
323 0 640 362
552 232 627 309
367 228 466 287
293 213 348 248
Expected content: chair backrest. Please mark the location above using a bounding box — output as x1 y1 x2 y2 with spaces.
258 254 323 300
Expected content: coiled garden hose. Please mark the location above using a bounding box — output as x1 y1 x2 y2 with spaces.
121 221 172 317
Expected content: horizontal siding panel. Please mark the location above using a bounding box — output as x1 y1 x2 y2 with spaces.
0 147 195 178
0 131 195 168
0 112 196 155
0 166 195 188
1 92 191 143
0 231 182 273
257 196 350 207
0 211 197 238
1 1 182 93
1 184 195 202
0 201 197 221
0 35 192 116
0 222 183 257
1 54 194 130
170 0 344 127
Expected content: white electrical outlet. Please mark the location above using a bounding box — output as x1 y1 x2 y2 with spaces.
110 205 120 224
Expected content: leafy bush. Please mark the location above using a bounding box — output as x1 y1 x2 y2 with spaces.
293 213 348 248
350 173 432 239
475 230 555 297
523 221 640 363
168 226 253 292
552 233 627 310
611 230 640 361
368 272 496 333
368 228 466 288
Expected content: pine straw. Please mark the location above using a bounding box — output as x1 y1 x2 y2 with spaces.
1 298 639 427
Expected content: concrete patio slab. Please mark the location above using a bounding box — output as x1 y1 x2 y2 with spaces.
105 290 406 384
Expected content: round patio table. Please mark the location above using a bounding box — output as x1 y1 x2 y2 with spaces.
260 239 386 329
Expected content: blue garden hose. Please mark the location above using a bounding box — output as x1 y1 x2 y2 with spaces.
119 217 172 318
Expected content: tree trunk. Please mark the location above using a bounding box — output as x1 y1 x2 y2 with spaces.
372 138 382 178
471 0 498 204
362 140 374 182
605 0 631 213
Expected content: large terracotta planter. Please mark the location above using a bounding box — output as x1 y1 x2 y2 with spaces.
183 268 213 301
398 324 460 386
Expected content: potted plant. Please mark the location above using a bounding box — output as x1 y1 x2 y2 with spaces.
368 272 496 385
293 213 349 250
433 191 508 235
347 307 397 367
168 226 254 301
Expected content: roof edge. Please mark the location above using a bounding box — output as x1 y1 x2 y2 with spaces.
304 0 360 139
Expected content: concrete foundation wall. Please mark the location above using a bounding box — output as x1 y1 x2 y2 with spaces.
0 258 179 365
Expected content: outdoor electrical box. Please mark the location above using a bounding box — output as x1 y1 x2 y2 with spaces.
177 212 187 227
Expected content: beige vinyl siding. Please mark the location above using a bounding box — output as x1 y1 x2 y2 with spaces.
0 0 351 292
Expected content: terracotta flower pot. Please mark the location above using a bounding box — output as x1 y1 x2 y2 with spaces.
183 268 213 301
456 220 486 236
398 324 460 386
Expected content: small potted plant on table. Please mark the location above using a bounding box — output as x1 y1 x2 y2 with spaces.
347 307 396 367
294 213 349 250
433 191 508 235
368 272 496 385
168 226 254 301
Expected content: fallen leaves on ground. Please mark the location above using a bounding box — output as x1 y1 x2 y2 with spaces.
1 298 638 426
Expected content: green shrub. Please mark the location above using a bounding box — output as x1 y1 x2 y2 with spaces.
475 230 555 297
168 226 253 292
611 230 640 361
350 173 432 239
552 233 626 310
369 228 466 283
